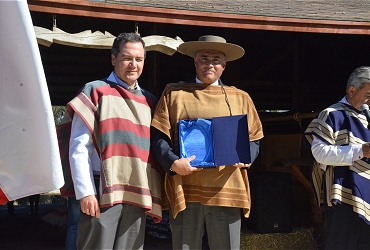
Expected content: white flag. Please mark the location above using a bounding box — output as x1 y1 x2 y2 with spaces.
0 0 64 204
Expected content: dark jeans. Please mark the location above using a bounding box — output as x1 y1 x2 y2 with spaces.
325 203 370 249
65 196 80 250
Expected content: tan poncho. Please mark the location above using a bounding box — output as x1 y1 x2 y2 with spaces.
151 82 264 218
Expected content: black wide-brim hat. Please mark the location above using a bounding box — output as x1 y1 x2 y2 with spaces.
178 35 245 61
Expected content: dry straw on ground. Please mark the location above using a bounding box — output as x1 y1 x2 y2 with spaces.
240 227 317 250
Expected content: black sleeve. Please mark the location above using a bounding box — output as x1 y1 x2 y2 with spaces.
150 127 179 175
250 140 260 164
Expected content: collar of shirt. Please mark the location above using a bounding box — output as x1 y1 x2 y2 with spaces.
340 96 350 105
108 71 141 90
195 77 219 86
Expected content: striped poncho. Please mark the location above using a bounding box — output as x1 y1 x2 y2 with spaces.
304 102 370 224
151 82 264 218
68 79 163 222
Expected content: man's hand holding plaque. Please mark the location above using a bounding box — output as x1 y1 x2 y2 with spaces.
170 155 203 176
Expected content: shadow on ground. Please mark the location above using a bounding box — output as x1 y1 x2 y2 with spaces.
0 202 66 249
0 184 321 250
0 199 172 250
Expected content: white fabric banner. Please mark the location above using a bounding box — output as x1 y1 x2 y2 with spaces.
0 0 64 202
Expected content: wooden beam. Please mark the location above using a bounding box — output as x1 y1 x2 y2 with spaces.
260 112 319 122
28 0 370 35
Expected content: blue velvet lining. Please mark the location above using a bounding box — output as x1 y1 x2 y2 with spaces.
179 119 215 167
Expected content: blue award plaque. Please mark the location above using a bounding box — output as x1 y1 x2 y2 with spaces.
212 115 251 166
179 119 214 167
179 114 251 167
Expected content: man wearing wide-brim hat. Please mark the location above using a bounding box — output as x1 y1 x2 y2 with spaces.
151 35 264 249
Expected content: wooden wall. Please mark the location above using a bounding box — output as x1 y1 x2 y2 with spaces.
31 11 370 130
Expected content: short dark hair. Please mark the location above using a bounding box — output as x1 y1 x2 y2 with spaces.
111 32 146 57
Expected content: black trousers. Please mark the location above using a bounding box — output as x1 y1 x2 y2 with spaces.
325 203 370 249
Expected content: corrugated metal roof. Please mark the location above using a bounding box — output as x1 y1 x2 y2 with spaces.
105 0 370 22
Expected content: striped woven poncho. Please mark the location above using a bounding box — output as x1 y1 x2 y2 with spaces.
68 79 163 222
305 102 370 224
151 82 264 218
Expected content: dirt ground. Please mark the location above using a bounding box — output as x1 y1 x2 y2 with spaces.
0 200 172 250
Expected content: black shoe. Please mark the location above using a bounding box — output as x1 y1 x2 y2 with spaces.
8 211 15 217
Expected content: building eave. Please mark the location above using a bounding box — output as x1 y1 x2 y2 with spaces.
28 0 370 35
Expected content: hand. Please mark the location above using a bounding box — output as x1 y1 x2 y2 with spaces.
233 162 251 168
80 195 100 218
362 143 370 158
170 155 203 176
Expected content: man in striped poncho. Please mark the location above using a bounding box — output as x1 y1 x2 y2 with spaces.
151 35 263 249
305 66 370 249
68 32 162 249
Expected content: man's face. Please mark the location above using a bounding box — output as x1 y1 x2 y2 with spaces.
111 41 145 88
347 82 370 110
194 50 226 84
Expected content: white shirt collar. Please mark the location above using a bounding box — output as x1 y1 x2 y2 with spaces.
107 72 140 90
195 77 219 86
340 96 350 105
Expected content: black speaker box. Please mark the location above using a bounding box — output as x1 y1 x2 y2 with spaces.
246 171 292 233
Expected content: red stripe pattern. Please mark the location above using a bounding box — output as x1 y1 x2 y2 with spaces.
67 79 162 220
